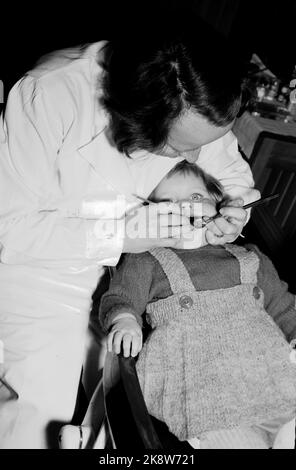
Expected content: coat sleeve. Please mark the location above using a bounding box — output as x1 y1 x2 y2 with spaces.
250 245 296 342
99 252 155 333
198 131 260 221
0 76 124 267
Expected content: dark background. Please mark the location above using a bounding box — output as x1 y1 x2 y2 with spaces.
1 0 296 98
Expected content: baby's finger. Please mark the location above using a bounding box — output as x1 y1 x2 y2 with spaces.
112 331 124 355
131 334 142 357
107 331 115 353
122 334 133 357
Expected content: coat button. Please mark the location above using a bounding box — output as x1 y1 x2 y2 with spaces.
253 286 261 300
179 295 193 309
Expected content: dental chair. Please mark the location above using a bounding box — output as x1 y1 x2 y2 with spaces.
59 352 164 449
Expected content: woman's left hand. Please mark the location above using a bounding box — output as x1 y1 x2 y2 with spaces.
205 198 247 245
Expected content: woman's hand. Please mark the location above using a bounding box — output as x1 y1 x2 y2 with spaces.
174 198 217 248
107 315 143 358
122 198 247 251
205 198 247 245
122 202 197 253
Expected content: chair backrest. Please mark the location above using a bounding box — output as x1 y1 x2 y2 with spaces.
251 133 296 243
250 132 296 291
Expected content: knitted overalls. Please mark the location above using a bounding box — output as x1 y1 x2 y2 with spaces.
135 245 296 441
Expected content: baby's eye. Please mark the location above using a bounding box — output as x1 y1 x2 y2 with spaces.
190 193 204 201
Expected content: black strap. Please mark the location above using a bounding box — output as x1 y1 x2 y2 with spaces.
118 355 163 449
103 352 163 450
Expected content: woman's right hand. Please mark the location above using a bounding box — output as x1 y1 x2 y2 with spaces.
122 201 216 253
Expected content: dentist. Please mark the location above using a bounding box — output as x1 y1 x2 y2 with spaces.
0 23 258 448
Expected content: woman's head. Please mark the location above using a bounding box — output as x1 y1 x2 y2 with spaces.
101 18 245 157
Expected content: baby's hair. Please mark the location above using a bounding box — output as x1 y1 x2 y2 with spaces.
167 160 225 202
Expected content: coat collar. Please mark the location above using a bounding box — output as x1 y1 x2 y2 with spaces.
77 128 137 197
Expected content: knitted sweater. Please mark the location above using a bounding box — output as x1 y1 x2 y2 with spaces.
99 244 296 342
99 244 296 439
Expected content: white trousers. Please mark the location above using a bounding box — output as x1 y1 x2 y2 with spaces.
0 263 104 449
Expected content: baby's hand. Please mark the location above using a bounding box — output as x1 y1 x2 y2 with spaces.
205 198 247 245
107 315 143 358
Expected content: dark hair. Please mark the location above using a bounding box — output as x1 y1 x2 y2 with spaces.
166 160 224 202
101 17 245 155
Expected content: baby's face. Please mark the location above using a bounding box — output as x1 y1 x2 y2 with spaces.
151 172 216 205
151 172 217 249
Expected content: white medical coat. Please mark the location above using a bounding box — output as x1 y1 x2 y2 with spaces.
0 41 258 270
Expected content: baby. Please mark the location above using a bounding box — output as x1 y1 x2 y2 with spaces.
99 161 296 449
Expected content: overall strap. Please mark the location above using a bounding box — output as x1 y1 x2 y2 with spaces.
224 244 259 284
149 248 195 294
